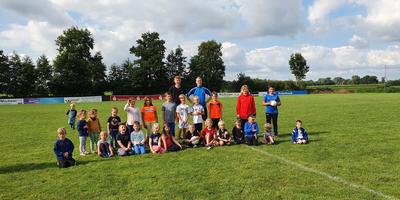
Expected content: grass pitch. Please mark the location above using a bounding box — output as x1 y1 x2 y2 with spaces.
0 93 399 199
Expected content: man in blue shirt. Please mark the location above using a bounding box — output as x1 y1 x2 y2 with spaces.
187 77 212 120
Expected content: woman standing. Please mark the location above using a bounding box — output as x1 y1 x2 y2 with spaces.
262 87 281 136
236 85 256 130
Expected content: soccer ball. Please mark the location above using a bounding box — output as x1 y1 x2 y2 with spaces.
270 100 277 106
191 136 199 145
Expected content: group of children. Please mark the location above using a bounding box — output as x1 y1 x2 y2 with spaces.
55 79 309 168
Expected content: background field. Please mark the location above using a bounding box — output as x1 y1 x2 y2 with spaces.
0 93 399 200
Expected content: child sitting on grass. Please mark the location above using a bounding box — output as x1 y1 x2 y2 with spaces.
130 121 146 155
232 119 244 144
292 120 309 144
149 123 166 154
54 128 76 168
262 123 275 145
184 124 200 148
161 124 182 152
216 120 231 146
97 131 114 158
244 116 258 146
201 118 217 149
116 124 132 156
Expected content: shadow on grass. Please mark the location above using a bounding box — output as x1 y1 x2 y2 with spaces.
277 131 330 137
0 159 101 174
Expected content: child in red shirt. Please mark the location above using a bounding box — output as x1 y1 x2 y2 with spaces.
201 118 217 149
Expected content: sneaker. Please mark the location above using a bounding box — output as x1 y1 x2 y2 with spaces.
193 145 198 148
207 146 212 150
80 153 86 156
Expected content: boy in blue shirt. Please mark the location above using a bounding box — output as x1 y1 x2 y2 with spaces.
292 120 309 144
244 116 258 146
53 128 76 168
187 77 212 120
262 87 281 136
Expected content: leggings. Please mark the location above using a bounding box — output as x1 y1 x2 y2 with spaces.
266 113 278 135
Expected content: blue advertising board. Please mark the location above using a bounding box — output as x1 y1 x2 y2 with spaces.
39 97 64 104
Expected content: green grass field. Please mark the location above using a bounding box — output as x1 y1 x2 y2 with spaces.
1 93 399 200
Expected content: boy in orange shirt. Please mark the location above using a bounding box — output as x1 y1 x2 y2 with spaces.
208 91 223 129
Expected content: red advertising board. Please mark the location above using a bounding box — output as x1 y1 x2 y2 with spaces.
110 95 163 101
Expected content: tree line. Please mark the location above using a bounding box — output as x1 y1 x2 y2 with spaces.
0 27 225 97
1 26 397 97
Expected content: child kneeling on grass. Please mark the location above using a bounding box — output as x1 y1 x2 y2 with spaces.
244 116 258 146
262 123 275 145
216 120 231 146
54 128 76 168
97 131 114 158
201 118 217 149
292 120 309 144
184 124 200 148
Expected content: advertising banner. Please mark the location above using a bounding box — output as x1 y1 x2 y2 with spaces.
259 90 308 96
0 98 24 105
111 95 163 101
23 98 40 104
64 96 102 103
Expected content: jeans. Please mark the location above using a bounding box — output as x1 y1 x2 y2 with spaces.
168 122 175 136
79 136 87 154
132 144 145 155
109 129 118 148
99 143 111 157
266 113 279 135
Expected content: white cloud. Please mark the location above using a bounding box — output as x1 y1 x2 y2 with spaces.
308 0 400 42
0 20 62 59
349 35 369 48
236 0 305 37
220 42 400 80
0 0 74 26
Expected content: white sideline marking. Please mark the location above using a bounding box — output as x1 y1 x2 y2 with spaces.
246 146 399 200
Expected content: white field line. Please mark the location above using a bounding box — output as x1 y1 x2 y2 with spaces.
246 146 399 200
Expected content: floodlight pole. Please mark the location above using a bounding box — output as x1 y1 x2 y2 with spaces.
384 65 387 92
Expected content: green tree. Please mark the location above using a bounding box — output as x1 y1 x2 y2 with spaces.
232 72 253 92
165 46 187 81
289 53 309 84
52 27 96 96
188 40 225 91
8 53 36 97
0 50 10 95
333 77 345 85
351 75 361 84
129 32 167 94
35 55 53 96
89 52 107 94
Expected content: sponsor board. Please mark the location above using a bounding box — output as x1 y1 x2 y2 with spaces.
111 95 163 101
259 90 308 96
217 93 240 98
64 96 102 103
0 98 24 105
23 98 40 104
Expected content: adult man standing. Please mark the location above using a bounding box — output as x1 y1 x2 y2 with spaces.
168 75 185 105
187 77 212 120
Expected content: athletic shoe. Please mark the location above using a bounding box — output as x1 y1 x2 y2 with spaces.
207 146 212 150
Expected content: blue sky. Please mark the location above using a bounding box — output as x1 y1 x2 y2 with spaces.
0 0 399 80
